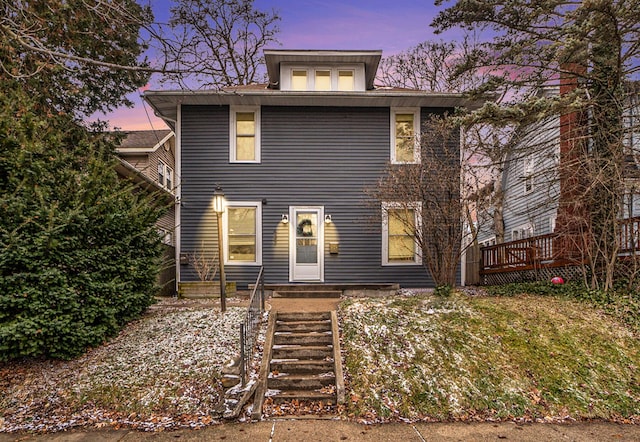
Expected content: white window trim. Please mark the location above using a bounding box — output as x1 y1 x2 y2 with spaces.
158 160 166 187
390 108 421 164
523 156 535 194
381 202 422 266
511 223 534 241
230 106 261 163
280 64 365 91
165 165 173 191
223 201 262 266
479 236 496 248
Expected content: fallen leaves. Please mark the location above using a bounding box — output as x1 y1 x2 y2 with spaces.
262 397 340 417
0 299 251 434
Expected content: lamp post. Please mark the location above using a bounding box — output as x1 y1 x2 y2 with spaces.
213 185 226 313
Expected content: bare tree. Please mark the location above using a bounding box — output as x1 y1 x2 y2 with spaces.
2 0 281 108
369 115 469 288
158 0 280 89
377 36 484 93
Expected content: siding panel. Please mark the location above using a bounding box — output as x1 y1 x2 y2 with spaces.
181 105 454 288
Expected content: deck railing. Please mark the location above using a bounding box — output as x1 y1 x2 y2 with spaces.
239 266 265 387
619 216 640 254
481 233 557 271
481 216 640 273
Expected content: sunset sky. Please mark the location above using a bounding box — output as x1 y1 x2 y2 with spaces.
100 0 463 131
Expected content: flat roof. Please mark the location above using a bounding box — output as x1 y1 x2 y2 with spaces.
263 49 382 90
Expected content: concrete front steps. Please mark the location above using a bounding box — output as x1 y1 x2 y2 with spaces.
261 283 400 299
269 312 336 405
253 310 345 418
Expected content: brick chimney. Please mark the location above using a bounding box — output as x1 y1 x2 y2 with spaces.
554 63 588 260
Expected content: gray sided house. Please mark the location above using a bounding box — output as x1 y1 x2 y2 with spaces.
144 50 475 289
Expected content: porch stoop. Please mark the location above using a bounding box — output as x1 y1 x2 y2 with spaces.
260 283 400 299
272 290 342 298
252 310 345 419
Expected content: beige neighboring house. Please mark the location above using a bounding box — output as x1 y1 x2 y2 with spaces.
115 129 176 247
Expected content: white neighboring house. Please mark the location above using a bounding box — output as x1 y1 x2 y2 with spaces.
477 83 640 248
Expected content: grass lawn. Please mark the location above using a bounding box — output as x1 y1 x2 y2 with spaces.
340 293 640 423
2 292 638 433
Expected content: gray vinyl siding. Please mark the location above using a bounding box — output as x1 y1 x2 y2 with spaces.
501 116 560 241
180 105 455 288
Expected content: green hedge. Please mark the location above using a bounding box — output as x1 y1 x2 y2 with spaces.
0 88 165 360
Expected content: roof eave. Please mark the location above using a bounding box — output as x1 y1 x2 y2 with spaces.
143 89 486 126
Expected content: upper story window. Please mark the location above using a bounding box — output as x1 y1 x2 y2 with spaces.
158 161 165 186
338 70 354 91
230 106 261 163
291 70 307 90
281 64 365 91
382 202 422 266
157 161 173 191
523 156 535 194
315 70 331 91
391 108 420 164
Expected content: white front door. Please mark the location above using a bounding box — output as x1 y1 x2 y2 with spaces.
290 206 324 282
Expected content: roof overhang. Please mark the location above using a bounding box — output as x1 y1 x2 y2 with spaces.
144 89 486 130
115 158 174 204
264 49 382 90
116 131 174 154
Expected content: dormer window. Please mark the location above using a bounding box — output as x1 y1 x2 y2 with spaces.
315 70 331 91
291 70 307 90
281 64 365 91
338 70 354 91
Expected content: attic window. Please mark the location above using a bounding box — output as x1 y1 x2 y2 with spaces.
291 70 307 90
315 70 331 91
282 65 364 91
338 70 354 91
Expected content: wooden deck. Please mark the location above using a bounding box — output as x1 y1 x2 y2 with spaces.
480 217 640 275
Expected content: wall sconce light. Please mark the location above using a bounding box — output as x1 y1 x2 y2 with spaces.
325 214 332 224
281 214 289 224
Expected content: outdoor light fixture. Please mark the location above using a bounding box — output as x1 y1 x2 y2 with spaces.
281 214 289 223
325 214 332 224
212 185 227 313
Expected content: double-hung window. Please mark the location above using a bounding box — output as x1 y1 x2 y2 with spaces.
224 202 262 265
382 202 422 265
165 165 173 190
512 224 534 241
523 156 535 194
158 161 173 190
158 161 165 187
391 108 420 164
230 106 260 163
